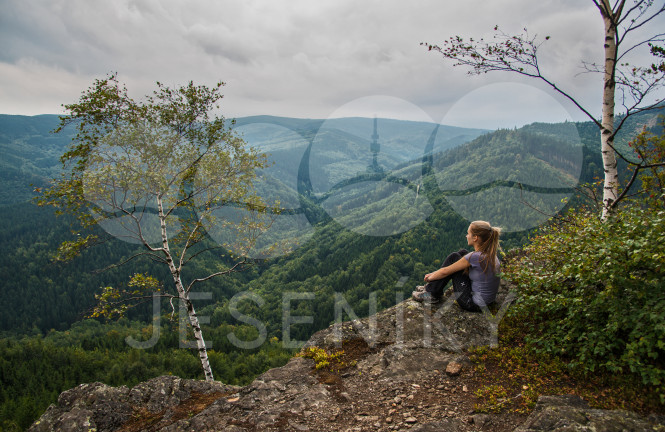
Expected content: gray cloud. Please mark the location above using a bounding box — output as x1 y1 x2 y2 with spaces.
1 0 663 128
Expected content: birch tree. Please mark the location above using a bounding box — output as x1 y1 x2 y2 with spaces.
423 0 665 218
38 75 272 381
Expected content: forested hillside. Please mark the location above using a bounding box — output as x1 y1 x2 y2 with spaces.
0 109 662 430
0 115 69 206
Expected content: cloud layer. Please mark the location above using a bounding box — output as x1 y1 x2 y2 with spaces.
1 0 663 128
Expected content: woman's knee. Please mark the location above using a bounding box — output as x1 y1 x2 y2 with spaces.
442 249 468 266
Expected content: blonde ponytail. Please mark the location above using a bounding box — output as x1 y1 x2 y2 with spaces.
470 221 502 273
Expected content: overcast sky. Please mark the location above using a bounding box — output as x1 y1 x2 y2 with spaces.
1 0 664 129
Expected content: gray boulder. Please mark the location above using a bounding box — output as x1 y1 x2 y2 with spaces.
515 395 665 432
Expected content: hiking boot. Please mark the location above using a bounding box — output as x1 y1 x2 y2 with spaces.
411 290 440 304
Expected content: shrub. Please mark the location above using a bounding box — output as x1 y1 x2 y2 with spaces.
297 346 346 371
503 203 665 402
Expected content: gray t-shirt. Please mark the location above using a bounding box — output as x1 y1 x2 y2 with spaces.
464 251 500 306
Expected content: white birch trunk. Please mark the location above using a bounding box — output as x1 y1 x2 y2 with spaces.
600 0 620 219
174 278 215 382
157 196 215 382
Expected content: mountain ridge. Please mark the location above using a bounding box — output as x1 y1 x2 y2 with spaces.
2 110 664 430
0 113 488 207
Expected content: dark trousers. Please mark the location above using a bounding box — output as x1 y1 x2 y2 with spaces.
425 249 481 312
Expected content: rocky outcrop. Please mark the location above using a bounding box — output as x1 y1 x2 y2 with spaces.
515 395 665 432
28 376 239 432
29 283 664 431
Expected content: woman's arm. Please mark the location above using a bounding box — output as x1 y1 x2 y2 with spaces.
424 256 470 282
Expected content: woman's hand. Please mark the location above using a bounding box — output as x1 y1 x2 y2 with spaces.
425 257 470 283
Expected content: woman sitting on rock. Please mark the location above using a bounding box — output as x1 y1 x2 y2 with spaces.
412 220 501 311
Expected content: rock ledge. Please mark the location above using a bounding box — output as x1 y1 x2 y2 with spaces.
29 285 664 432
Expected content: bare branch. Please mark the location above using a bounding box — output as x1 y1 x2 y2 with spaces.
611 100 665 145
612 165 642 209
517 183 557 219
617 34 665 61
86 292 176 319
616 0 642 27
621 4 665 34
423 29 602 129
92 250 167 274
185 259 249 294
573 181 603 206
589 0 604 12
181 244 226 267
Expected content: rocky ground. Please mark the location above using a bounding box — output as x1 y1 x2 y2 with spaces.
29 283 665 431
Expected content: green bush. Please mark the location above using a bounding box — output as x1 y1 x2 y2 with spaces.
503 203 665 401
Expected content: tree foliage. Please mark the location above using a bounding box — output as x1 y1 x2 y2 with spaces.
0 320 292 430
504 202 665 400
622 118 665 207
502 121 665 399
37 74 273 381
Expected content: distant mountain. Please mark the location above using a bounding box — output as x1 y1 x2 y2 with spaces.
1 110 662 431
0 113 488 333
232 115 487 191
0 114 488 207
2 109 662 243
0 115 71 205
227 116 488 248
0 109 662 333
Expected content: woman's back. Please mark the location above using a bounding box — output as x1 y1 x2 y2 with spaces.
464 251 500 306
